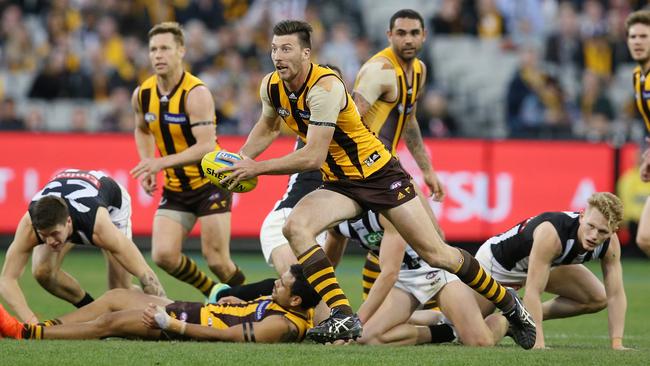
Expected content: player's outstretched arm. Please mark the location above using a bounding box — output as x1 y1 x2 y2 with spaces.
145 304 300 343
600 234 629 350
357 216 404 324
0 212 40 323
92 208 166 297
525 222 562 349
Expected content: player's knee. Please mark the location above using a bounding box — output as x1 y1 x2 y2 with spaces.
585 294 607 313
282 216 308 243
636 232 650 252
460 332 494 347
151 248 180 271
94 312 119 336
32 264 56 287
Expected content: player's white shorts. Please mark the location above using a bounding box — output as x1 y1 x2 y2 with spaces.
394 260 459 305
109 183 133 239
475 242 527 287
260 207 326 266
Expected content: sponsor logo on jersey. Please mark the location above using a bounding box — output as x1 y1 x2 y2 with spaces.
162 112 188 124
144 112 157 122
643 91 650 100
179 312 188 321
255 300 271 321
277 107 290 117
207 317 213 327
296 109 311 119
288 92 297 100
363 151 381 167
364 232 383 247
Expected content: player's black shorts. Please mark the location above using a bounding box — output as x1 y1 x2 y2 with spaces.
159 183 232 215
159 301 203 341
322 157 416 212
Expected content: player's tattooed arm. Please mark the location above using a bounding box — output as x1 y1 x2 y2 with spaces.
139 269 166 297
352 91 372 120
278 320 300 343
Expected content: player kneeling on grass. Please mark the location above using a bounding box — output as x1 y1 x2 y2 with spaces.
473 192 629 350
0 169 165 324
0 265 319 343
324 210 510 347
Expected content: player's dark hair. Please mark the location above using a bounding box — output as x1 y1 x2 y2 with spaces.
389 9 425 30
148 21 185 46
322 64 342 78
31 196 69 230
273 20 312 49
289 264 321 310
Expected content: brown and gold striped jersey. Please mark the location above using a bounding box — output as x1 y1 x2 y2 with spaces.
138 71 219 192
633 65 650 132
197 296 313 341
356 47 423 154
266 63 392 181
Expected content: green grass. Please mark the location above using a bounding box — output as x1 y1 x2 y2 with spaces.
1 252 650 365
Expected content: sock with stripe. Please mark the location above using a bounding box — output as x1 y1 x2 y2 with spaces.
168 254 217 297
361 251 380 300
297 245 353 315
452 248 515 312
21 324 44 339
40 318 62 327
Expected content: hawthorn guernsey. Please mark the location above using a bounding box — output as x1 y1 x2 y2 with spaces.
201 151 258 193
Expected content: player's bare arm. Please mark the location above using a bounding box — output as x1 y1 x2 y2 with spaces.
353 58 397 118
525 222 562 349
599 234 629 350
131 87 158 195
219 75 342 187
357 217 404 324
131 85 216 180
92 208 166 297
0 212 40 322
239 73 283 159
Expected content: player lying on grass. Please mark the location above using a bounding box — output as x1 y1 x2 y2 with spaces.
323 210 510 347
0 265 319 343
473 192 629 350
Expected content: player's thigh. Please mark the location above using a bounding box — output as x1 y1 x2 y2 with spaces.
151 213 190 254
438 281 492 341
261 208 291 265
198 212 231 253
287 189 362 235
381 198 452 264
545 264 605 303
31 242 74 275
363 287 418 339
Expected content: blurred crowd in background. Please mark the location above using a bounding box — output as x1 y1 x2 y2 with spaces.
0 0 649 143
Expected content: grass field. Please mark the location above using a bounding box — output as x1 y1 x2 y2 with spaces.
1 251 649 365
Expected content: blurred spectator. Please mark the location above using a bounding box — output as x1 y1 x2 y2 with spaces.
417 89 459 138
496 0 546 47
506 46 574 139
545 2 583 70
476 0 507 39
28 47 93 100
0 98 26 130
431 0 475 35
320 22 359 86
577 71 614 141
100 87 132 132
70 106 89 132
23 107 45 132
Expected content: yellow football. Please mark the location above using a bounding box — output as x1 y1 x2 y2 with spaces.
201 150 258 193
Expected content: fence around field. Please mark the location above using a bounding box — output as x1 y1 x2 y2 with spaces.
0 133 641 244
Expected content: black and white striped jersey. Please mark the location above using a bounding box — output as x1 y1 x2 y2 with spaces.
28 169 123 246
274 138 323 210
488 211 611 272
334 210 421 268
